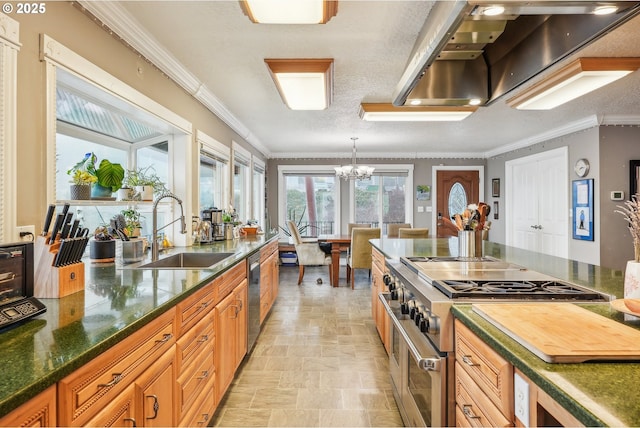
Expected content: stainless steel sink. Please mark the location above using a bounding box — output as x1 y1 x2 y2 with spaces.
137 252 235 269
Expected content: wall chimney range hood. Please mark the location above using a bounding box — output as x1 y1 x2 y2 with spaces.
392 1 640 107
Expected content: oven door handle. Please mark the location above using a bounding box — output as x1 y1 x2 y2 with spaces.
379 293 442 373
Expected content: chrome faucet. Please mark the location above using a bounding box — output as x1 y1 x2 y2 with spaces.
152 192 187 261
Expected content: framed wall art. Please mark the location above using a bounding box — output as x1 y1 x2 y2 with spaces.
492 178 500 197
630 160 640 198
493 201 499 220
416 185 431 201
572 179 594 241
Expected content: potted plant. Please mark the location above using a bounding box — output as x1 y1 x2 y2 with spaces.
616 195 640 299
67 152 125 199
121 208 144 238
122 166 168 201
68 170 97 200
89 225 116 262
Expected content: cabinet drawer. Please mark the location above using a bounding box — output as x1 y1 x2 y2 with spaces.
176 312 215 374
455 361 512 427
260 287 272 323
260 241 277 262
454 320 513 416
372 248 385 270
216 262 246 301
58 309 175 427
176 281 216 336
83 384 136 428
177 339 215 418
180 383 215 427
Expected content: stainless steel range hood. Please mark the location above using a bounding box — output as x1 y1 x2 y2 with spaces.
392 1 640 107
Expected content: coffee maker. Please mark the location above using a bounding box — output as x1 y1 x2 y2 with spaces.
202 208 225 241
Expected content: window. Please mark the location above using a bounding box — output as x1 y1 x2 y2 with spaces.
198 131 229 213
278 166 340 237
232 142 251 222
0 14 20 241
252 158 265 228
350 165 413 234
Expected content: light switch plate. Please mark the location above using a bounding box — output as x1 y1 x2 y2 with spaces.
514 372 530 427
611 191 625 201
417 206 424 213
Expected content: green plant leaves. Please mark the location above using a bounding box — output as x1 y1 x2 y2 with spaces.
95 159 125 192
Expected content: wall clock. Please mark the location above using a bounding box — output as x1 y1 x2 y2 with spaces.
574 158 590 177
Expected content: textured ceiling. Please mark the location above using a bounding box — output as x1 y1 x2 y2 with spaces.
93 1 640 159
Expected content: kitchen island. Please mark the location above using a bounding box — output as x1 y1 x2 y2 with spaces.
0 234 277 423
371 238 640 427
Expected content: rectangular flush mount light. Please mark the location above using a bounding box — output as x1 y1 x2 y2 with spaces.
240 0 338 24
507 57 640 110
359 103 477 121
265 59 333 110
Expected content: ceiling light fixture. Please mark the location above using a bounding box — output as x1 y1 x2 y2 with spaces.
507 57 640 110
359 103 478 122
265 59 333 110
593 5 618 15
335 137 374 180
240 0 338 24
481 6 505 16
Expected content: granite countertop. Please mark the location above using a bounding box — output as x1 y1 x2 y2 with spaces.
370 238 640 426
0 234 277 418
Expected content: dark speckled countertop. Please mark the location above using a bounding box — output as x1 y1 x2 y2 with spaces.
371 238 640 427
0 234 276 418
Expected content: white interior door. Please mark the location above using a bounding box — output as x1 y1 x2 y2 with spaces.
506 147 568 258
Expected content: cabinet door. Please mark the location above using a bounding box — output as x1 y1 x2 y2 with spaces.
0 385 56 427
235 279 248 369
215 291 239 399
135 348 176 427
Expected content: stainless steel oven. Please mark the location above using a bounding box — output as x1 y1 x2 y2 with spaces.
381 255 611 427
381 291 453 427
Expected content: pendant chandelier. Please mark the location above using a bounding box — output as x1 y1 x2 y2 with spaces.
334 137 375 180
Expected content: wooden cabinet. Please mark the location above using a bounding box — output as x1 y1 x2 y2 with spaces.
514 368 584 428
0 385 56 427
454 319 514 427
260 240 279 323
215 279 248 400
135 346 176 427
371 247 390 353
58 309 176 427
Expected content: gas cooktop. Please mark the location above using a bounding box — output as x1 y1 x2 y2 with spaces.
432 279 608 301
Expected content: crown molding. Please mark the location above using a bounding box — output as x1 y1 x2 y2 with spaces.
600 114 640 126
270 151 485 159
77 1 271 158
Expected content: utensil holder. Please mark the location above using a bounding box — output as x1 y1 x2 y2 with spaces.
458 230 483 258
33 236 85 298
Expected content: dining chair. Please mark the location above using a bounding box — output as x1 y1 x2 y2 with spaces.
287 220 333 286
398 228 429 238
346 228 381 289
387 223 411 238
347 223 371 236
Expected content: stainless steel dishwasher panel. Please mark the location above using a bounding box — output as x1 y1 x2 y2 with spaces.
246 252 261 354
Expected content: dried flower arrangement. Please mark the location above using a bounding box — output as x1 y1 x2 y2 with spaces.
615 194 640 262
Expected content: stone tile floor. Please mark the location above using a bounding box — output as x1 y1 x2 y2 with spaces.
211 265 403 427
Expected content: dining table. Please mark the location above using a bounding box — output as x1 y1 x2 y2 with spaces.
318 234 351 287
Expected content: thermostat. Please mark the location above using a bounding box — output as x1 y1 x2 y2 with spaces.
611 191 625 201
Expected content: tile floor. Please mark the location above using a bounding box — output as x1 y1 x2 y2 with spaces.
211 265 404 427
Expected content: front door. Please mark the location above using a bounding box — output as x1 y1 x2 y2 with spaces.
436 170 480 237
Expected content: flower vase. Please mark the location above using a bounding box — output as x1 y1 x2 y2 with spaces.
624 260 640 299
91 183 113 199
135 185 154 201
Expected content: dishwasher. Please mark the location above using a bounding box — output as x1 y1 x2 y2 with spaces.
246 252 261 355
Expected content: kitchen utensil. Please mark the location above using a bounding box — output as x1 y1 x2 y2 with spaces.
69 219 80 239
48 213 65 244
42 204 55 236
473 303 640 363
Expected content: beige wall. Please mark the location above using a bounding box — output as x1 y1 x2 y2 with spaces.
13 3 263 232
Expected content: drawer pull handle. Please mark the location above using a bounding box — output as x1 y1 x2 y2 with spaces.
197 370 209 380
98 373 123 388
197 413 210 426
462 355 480 367
155 333 172 344
146 395 159 420
123 417 137 427
198 334 209 343
201 302 209 309
462 405 480 420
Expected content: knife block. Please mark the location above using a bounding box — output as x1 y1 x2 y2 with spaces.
33 235 85 298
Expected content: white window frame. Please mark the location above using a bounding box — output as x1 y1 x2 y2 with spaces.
197 130 230 212
278 165 342 235
348 164 415 226
232 141 251 221
252 157 266 228
0 13 20 242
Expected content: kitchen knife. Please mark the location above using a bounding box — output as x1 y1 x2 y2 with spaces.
60 203 70 221
42 204 55 236
60 221 72 240
69 219 80 239
65 238 78 266
53 239 66 267
48 213 65 244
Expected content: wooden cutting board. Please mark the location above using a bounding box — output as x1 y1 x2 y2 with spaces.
472 303 640 363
